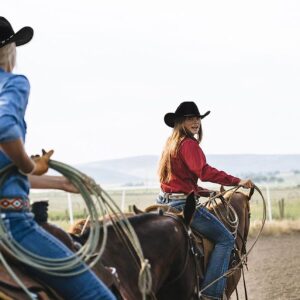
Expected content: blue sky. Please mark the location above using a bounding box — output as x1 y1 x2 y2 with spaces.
3 0 300 163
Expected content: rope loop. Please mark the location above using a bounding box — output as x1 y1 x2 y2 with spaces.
0 160 153 298
138 259 152 299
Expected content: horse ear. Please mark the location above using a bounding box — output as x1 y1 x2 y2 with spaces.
183 192 196 226
220 185 225 193
132 205 144 215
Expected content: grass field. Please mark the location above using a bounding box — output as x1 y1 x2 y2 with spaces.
29 185 300 234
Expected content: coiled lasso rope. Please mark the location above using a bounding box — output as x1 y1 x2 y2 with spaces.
0 160 152 300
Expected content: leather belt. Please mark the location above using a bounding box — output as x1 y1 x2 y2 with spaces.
0 198 30 211
159 191 188 201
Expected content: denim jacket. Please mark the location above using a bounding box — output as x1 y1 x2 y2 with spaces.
0 67 30 199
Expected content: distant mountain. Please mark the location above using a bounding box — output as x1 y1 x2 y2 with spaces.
206 154 300 175
76 155 159 186
75 154 300 187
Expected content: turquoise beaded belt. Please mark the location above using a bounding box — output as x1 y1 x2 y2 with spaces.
0 198 30 211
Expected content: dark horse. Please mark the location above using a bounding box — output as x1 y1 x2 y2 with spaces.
71 194 198 300
70 188 253 300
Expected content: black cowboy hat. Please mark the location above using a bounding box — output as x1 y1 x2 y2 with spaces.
0 17 33 48
164 101 210 128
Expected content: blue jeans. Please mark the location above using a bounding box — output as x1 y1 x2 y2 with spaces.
1 212 116 300
157 196 234 299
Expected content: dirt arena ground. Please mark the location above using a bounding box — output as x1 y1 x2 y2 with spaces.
236 232 300 300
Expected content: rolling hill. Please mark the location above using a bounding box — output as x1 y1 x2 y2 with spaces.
75 154 300 187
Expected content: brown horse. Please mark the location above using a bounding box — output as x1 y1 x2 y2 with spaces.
70 194 199 300
141 187 253 299
70 188 253 300
219 187 253 298
0 197 198 300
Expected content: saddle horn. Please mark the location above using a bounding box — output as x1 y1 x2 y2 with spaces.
248 187 255 200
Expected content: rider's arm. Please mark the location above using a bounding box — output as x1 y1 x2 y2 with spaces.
180 138 240 186
0 139 35 174
29 175 78 193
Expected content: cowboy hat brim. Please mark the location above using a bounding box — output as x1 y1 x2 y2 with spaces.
0 26 33 48
164 110 211 128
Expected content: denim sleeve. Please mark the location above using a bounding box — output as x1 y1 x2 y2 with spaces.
0 75 30 142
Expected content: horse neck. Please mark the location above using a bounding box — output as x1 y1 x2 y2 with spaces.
226 192 250 251
150 214 197 298
112 214 194 293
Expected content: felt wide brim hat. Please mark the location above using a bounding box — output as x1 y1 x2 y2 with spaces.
0 17 33 48
164 101 210 128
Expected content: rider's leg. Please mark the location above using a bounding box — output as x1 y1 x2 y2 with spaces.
191 207 234 300
2 212 116 300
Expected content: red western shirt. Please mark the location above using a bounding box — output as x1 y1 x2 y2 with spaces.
161 138 240 196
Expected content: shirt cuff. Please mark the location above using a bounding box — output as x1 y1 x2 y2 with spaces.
0 118 22 142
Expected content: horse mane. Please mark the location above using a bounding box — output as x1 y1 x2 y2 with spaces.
221 185 255 201
222 189 249 201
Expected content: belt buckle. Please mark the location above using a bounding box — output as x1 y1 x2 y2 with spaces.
169 193 186 200
164 193 170 204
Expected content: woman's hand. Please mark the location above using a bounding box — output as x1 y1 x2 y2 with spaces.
31 149 54 176
238 179 254 189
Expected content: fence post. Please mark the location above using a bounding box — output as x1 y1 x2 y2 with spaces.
121 190 126 212
278 198 285 219
266 185 273 222
67 193 74 225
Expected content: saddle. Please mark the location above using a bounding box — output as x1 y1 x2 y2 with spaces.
0 259 61 300
139 204 213 280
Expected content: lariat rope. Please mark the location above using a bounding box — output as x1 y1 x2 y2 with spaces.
0 160 152 300
197 185 266 297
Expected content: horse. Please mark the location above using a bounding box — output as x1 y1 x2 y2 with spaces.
70 187 253 300
0 197 198 300
220 187 253 298
70 194 199 300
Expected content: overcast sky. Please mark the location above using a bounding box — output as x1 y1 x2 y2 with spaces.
3 0 300 164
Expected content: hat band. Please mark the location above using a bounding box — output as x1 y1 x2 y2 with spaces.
182 114 200 117
0 34 14 46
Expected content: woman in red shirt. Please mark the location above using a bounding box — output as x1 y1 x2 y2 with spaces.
158 102 253 300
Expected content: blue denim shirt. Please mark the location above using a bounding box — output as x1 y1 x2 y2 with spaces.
0 68 30 199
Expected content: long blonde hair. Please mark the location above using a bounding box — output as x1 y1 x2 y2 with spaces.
158 117 203 183
0 43 16 72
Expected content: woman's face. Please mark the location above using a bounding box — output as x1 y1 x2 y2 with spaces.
183 116 201 135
